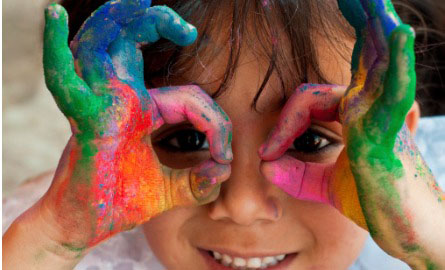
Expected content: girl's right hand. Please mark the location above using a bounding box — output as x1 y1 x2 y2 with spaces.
40 0 232 253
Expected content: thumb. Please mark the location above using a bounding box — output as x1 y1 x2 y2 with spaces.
164 160 231 209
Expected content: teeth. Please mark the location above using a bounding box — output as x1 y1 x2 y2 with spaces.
222 254 233 266
262 256 277 266
213 251 222 260
247 258 262 268
210 250 287 269
233 257 246 268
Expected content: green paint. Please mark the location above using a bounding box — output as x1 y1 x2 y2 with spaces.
426 259 439 270
215 101 230 121
61 242 86 259
34 250 47 263
44 4 115 143
201 113 211 122
401 243 421 254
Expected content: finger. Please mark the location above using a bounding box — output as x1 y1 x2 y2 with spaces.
260 155 332 204
359 0 402 39
71 0 151 92
341 11 390 123
339 0 397 123
123 5 198 46
43 4 103 119
165 160 231 208
363 24 416 147
337 0 367 74
259 84 344 160
108 6 197 109
150 85 233 164
337 0 367 32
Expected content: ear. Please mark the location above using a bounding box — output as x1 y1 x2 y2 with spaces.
405 101 420 136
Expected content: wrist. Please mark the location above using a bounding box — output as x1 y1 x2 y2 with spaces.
3 199 88 270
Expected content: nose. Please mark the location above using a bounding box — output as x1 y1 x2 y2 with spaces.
208 132 281 226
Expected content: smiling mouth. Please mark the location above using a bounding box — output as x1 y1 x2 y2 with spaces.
199 248 298 269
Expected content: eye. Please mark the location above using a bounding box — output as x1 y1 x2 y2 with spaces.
290 129 333 153
157 129 209 152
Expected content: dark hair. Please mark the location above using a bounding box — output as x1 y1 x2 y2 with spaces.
59 0 445 116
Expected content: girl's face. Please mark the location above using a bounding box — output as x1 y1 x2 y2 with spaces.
142 25 368 270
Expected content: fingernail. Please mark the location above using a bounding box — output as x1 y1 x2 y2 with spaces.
258 144 267 158
192 161 230 192
225 148 233 161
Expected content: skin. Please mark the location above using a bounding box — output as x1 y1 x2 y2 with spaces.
260 0 445 269
143 43 369 270
3 0 444 270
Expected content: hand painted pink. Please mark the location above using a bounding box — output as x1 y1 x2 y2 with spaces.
260 155 334 205
259 84 345 161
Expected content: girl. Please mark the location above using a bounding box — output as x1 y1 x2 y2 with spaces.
3 0 445 269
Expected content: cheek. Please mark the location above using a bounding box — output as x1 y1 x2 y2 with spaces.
142 208 199 269
300 203 368 267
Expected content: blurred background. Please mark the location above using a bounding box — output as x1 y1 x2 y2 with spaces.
3 0 71 197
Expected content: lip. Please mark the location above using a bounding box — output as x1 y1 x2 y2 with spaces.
198 248 298 270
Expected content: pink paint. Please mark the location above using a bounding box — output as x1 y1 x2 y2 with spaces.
259 84 345 205
259 84 344 161
260 155 334 205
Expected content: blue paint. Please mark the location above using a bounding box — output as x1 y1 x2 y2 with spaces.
338 0 367 32
72 0 197 102
360 0 402 38
201 113 211 122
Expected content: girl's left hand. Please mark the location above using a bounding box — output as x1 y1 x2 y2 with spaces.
259 0 445 269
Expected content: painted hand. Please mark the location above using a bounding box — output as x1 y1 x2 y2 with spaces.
42 1 232 250
259 0 445 268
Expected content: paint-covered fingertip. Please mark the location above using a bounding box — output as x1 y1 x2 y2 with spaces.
396 24 416 39
258 142 276 161
390 24 416 52
191 161 231 203
178 24 198 46
213 150 232 165
224 147 233 162
45 3 67 20
258 143 267 158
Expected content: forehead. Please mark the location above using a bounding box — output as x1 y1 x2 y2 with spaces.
174 37 353 112
147 0 354 110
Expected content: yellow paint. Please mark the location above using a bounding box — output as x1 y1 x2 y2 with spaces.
331 150 369 230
